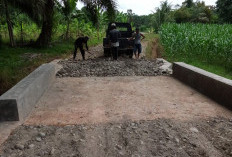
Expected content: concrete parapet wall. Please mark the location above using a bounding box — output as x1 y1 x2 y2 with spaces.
0 63 55 121
173 62 232 109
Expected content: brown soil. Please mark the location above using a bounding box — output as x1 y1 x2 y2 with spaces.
24 76 232 126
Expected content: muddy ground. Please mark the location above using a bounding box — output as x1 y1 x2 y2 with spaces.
1 117 232 157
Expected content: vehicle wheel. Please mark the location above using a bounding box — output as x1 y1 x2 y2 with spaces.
104 48 110 57
128 50 133 58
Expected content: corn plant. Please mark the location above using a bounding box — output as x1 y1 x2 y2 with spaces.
160 23 232 70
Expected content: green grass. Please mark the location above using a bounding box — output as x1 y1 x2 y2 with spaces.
143 33 159 59
0 37 102 95
164 54 232 80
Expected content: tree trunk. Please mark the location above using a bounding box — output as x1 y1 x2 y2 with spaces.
77 21 80 36
4 0 15 47
97 22 99 40
65 20 70 39
20 21 24 45
35 0 54 47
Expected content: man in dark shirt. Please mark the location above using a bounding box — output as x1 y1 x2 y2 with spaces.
73 36 89 61
109 23 121 60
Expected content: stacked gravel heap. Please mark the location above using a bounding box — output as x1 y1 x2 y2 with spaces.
56 58 166 77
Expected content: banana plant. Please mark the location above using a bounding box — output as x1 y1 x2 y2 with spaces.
60 0 78 39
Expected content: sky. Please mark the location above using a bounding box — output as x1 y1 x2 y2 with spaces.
77 0 217 16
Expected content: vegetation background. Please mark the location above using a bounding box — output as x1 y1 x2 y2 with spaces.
0 0 232 95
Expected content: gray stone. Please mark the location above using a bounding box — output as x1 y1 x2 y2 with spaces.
50 147 55 155
38 132 46 137
15 144 24 150
190 127 199 133
115 144 122 150
28 144 35 149
175 138 180 143
36 137 42 142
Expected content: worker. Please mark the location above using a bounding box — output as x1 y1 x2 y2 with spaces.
73 36 89 61
109 23 121 60
129 28 145 59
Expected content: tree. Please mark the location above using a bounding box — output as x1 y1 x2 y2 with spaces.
115 11 128 23
7 0 46 46
174 0 215 23
2 0 15 47
216 0 232 23
182 0 194 8
81 0 117 39
59 0 77 39
127 9 132 23
174 7 191 23
6 0 116 47
153 0 172 33
35 0 54 47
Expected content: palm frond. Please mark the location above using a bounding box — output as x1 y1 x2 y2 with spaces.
7 0 46 25
79 0 117 21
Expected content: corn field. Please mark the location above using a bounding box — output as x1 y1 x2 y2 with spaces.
160 23 232 70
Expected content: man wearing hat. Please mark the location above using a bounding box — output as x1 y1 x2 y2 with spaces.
108 23 121 60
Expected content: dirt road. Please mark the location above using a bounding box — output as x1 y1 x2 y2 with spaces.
1 43 232 157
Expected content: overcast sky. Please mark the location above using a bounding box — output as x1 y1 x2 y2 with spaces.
77 0 217 15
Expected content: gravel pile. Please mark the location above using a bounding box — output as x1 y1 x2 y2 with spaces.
56 58 166 77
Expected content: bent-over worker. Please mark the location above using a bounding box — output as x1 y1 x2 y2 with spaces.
73 36 89 61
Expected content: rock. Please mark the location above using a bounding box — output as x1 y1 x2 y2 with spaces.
191 143 197 147
15 144 24 150
50 147 55 155
36 137 42 142
116 125 121 129
190 127 199 133
119 151 125 156
38 132 46 137
115 144 122 150
28 144 35 149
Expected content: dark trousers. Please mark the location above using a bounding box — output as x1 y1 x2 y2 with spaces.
111 47 118 60
73 45 85 60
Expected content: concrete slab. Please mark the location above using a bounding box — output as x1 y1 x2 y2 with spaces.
173 62 232 109
0 63 55 121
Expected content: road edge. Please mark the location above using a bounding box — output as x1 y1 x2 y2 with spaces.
173 62 232 109
0 63 56 121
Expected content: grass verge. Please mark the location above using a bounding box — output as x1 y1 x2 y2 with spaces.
0 38 102 95
164 54 232 80
145 34 232 80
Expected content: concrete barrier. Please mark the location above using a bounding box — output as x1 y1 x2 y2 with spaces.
173 62 232 109
0 63 55 121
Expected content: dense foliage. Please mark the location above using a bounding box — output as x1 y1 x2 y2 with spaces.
216 0 232 23
160 23 232 70
0 0 117 47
